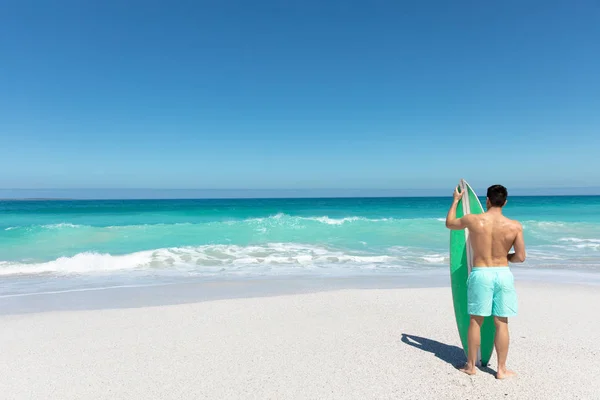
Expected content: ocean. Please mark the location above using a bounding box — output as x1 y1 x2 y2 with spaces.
1 196 599 296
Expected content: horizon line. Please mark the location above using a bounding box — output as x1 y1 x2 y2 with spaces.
2 186 600 191
1 187 599 201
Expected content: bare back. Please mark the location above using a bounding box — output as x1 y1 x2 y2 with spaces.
465 212 523 267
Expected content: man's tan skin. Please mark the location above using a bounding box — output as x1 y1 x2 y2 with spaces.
446 185 526 379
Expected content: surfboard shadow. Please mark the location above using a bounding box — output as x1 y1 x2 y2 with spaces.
401 333 466 367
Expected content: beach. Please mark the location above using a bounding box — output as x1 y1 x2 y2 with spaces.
1 280 598 399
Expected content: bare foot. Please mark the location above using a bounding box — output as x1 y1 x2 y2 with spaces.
496 369 517 379
458 364 477 376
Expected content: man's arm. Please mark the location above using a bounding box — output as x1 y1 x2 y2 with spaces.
508 223 526 263
445 186 472 230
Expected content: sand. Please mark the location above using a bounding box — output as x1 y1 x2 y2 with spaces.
1 282 598 399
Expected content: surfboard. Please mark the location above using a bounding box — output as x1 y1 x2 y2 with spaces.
449 179 496 366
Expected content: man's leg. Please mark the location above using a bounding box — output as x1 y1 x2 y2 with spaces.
460 315 484 375
494 316 516 379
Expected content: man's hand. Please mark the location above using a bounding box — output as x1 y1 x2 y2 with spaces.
446 185 469 230
453 186 464 202
508 223 526 263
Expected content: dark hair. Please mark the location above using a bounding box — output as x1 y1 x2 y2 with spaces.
487 185 508 207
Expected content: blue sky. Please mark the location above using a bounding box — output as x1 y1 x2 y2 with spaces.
1 1 599 195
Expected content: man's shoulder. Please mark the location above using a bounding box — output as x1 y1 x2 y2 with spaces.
464 213 486 229
465 213 484 222
505 217 523 231
471 213 489 221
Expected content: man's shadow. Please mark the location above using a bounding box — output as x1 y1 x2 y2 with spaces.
401 333 466 367
401 334 498 375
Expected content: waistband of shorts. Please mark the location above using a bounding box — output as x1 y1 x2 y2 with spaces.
471 267 511 272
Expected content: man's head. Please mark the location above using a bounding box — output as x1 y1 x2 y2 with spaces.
486 184 508 209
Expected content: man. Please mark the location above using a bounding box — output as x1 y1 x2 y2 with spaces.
445 184 526 379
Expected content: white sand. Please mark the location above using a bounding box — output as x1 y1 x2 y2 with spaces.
1 282 598 399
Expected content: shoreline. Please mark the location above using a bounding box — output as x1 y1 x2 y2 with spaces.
0 274 449 315
2 268 600 315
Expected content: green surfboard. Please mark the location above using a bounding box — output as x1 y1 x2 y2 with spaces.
449 179 496 366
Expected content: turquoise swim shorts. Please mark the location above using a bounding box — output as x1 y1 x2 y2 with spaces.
467 267 518 317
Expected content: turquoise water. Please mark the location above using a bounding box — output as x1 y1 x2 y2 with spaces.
1 196 600 295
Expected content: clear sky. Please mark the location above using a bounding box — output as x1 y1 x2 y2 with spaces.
1 1 599 195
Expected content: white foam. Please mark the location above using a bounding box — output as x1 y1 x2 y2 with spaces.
235 214 439 226
0 244 400 277
0 251 154 276
559 238 600 244
220 214 390 227
525 221 567 228
574 244 600 249
0 282 173 299
524 249 566 260
41 223 82 229
422 255 446 264
555 238 600 250
309 216 363 225
300 216 444 225
304 216 446 225
4 215 447 237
